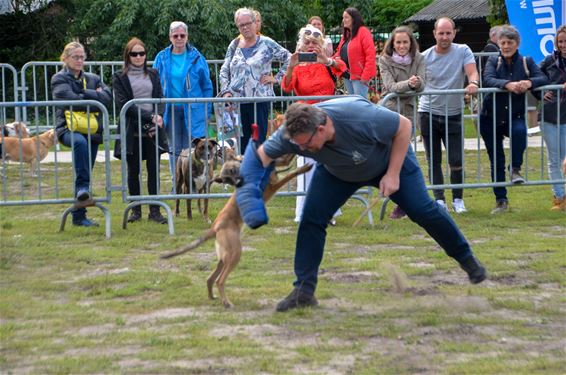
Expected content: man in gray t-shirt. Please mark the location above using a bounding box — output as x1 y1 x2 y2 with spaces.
235 96 487 312
418 17 479 214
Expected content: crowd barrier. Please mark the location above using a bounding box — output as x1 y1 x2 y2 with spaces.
0 63 20 122
1 83 563 237
0 100 113 238
117 95 375 234
378 85 564 218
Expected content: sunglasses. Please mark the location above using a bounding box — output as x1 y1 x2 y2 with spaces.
129 51 146 57
304 29 322 38
171 34 187 39
70 55 86 61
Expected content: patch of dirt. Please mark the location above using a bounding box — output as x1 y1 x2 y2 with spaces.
321 271 378 283
126 307 209 325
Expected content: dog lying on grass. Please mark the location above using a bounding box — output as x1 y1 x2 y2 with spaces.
0 128 55 176
161 156 312 308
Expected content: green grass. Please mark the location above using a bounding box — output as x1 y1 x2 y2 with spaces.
1 148 565 374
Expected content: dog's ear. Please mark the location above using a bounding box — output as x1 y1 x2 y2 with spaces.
191 137 204 148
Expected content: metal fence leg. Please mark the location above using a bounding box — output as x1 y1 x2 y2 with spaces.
59 201 111 239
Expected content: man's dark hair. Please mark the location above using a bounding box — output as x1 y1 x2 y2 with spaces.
283 103 326 139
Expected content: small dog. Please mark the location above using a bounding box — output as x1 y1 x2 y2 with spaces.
175 138 218 223
0 129 56 176
161 156 312 308
1 122 30 138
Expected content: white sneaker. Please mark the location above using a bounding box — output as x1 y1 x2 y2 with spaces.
436 199 448 211
453 198 468 214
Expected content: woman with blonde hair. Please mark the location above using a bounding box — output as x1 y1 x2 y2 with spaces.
51 41 112 227
282 24 346 224
308 16 333 57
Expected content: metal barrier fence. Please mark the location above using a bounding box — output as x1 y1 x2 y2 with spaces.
378 85 565 218
117 95 375 234
0 63 20 122
0 100 113 238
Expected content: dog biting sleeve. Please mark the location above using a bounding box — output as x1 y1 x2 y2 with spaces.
236 142 274 229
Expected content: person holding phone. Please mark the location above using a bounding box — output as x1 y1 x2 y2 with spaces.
282 24 346 225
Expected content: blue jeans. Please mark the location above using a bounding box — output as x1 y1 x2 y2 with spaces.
166 106 190 186
240 101 269 152
295 148 474 294
343 78 369 98
479 115 527 202
60 131 99 220
541 121 566 198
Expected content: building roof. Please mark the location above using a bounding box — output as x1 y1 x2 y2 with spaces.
405 0 489 22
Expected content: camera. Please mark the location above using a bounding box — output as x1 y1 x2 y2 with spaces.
298 52 317 62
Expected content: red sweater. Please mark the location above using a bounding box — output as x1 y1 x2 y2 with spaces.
282 63 339 103
334 26 376 82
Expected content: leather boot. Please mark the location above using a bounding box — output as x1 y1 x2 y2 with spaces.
148 205 167 224
127 206 142 223
551 196 565 211
459 256 487 284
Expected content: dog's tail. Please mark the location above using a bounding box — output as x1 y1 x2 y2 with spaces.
159 228 216 259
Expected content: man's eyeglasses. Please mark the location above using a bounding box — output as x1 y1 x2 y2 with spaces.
70 55 86 61
237 21 254 29
289 127 318 148
129 51 146 57
304 29 322 38
171 34 187 39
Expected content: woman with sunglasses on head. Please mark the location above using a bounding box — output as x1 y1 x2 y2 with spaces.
333 7 376 98
308 16 333 57
153 21 213 186
378 26 425 219
282 24 346 224
219 7 291 151
113 37 169 224
51 41 112 227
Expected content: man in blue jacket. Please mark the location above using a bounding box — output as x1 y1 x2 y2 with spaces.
154 21 213 182
236 97 487 312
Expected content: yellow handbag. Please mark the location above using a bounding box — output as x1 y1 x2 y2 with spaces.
64 78 99 134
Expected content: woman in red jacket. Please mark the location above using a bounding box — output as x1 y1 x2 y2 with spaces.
334 7 376 98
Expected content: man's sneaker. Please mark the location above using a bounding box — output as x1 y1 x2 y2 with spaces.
452 198 467 214
76 189 91 202
276 287 318 312
511 169 525 184
491 200 508 214
436 199 448 211
459 255 487 284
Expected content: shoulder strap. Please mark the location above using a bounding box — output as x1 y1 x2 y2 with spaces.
523 56 530 78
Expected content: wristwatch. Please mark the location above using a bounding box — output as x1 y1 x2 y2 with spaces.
469 80 480 86
325 59 334 67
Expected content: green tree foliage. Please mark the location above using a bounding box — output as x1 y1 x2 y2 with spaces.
0 0 74 68
369 0 434 31
487 0 508 25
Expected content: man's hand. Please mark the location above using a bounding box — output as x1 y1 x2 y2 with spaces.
379 172 400 197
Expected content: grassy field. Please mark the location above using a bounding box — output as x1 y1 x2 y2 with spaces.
0 150 565 374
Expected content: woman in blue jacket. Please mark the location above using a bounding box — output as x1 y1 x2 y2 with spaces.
153 21 213 183
479 25 548 214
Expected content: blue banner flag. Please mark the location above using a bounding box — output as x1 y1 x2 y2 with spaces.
505 0 565 63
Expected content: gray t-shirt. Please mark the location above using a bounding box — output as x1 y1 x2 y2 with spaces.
418 43 476 116
263 97 400 182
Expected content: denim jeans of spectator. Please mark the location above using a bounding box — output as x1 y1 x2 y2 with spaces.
60 131 99 220
418 112 464 202
240 101 269 152
479 115 527 202
343 78 369 98
166 105 189 190
541 121 566 198
294 147 473 294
